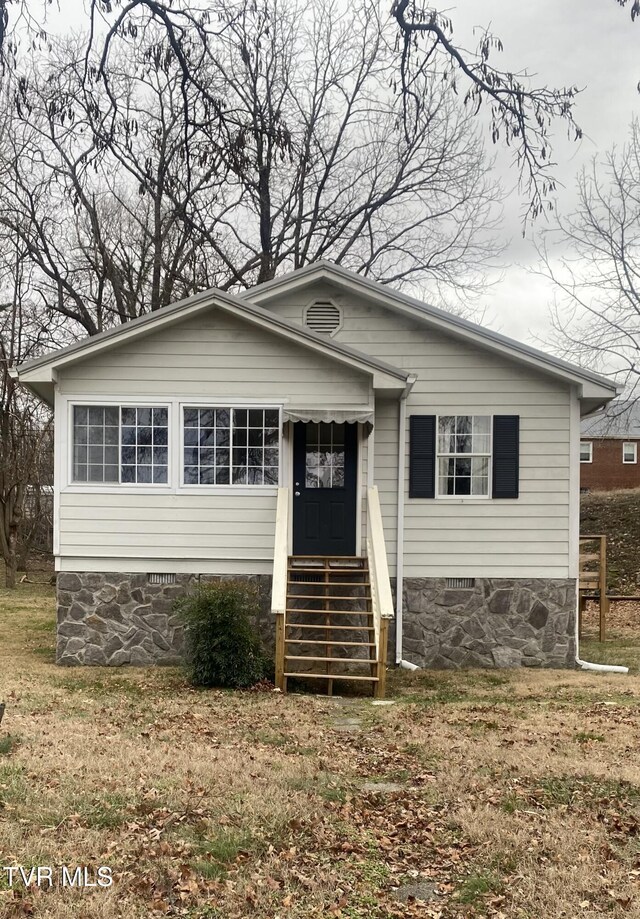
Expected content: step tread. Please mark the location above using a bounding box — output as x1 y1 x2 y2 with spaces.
286 594 372 601
289 555 366 560
285 623 375 631
283 671 380 683
287 564 369 574
284 639 376 646
284 672 379 682
287 581 371 587
286 606 373 616
285 655 376 663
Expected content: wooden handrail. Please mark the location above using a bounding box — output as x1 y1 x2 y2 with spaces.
272 487 289 689
367 486 394 698
272 487 289 615
367 486 394 620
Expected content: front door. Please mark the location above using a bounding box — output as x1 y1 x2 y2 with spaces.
292 422 358 556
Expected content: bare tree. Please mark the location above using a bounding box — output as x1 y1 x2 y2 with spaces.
0 237 53 587
540 119 640 399
0 0 633 223
171 0 501 294
0 0 502 337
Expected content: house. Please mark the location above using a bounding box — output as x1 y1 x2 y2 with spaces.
12 262 617 683
580 403 640 492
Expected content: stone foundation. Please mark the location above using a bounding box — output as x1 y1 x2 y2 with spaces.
402 577 577 669
56 572 273 666
57 571 577 670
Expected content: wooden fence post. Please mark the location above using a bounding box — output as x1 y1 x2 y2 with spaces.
599 535 607 643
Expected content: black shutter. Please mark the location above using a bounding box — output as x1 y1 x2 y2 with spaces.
492 415 520 499
409 415 436 498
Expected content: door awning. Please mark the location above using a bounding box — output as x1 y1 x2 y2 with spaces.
283 408 374 430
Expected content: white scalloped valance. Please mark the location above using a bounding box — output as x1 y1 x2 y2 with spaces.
283 408 374 431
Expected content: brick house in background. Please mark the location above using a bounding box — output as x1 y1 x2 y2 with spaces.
581 403 640 492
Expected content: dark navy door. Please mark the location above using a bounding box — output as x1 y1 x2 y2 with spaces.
292 422 358 556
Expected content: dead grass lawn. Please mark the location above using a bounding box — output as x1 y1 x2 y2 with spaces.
2 579 640 918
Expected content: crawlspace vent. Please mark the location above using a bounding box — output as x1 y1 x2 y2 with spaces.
148 573 177 585
305 300 341 334
445 577 475 589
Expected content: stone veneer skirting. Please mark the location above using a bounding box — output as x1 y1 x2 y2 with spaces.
56 572 273 666
402 578 577 669
56 572 576 669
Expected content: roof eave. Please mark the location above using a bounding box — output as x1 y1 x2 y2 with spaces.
14 287 409 394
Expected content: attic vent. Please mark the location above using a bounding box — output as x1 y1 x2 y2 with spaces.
445 577 475 589
304 300 341 334
148 573 176 585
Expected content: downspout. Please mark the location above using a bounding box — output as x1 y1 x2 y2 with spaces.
395 374 417 665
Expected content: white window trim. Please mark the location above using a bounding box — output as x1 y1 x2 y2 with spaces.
67 399 172 490
435 413 492 500
61 396 284 495
623 441 637 464
178 402 283 490
580 441 593 464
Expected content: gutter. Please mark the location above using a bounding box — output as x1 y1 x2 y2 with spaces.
395 374 417 666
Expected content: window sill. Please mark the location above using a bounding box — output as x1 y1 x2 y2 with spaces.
434 494 491 502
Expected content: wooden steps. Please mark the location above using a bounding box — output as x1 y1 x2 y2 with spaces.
282 554 379 696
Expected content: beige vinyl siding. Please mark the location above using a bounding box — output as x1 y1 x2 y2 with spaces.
59 308 370 405
58 492 277 561
263 284 573 578
57 306 372 571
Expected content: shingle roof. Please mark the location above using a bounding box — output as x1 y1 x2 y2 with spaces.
581 401 640 437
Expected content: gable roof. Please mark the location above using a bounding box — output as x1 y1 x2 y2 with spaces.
12 284 413 405
13 260 619 409
242 261 619 405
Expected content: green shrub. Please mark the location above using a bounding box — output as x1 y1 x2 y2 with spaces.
175 581 266 688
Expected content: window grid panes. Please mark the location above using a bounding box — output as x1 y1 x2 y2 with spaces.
73 406 120 483
580 441 593 463
437 415 491 497
623 442 637 464
183 407 279 486
121 407 168 484
305 422 345 488
72 405 168 484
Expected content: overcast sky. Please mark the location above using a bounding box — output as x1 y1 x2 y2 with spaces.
42 0 640 345
450 0 640 342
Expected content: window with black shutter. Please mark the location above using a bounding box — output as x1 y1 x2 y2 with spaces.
409 413 520 499
409 415 436 498
492 415 520 499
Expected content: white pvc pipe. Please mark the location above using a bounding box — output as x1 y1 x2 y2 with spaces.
576 658 628 674
574 584 628 674
399 659 420 671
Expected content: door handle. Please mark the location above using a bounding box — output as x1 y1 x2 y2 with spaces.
295 491 301 497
